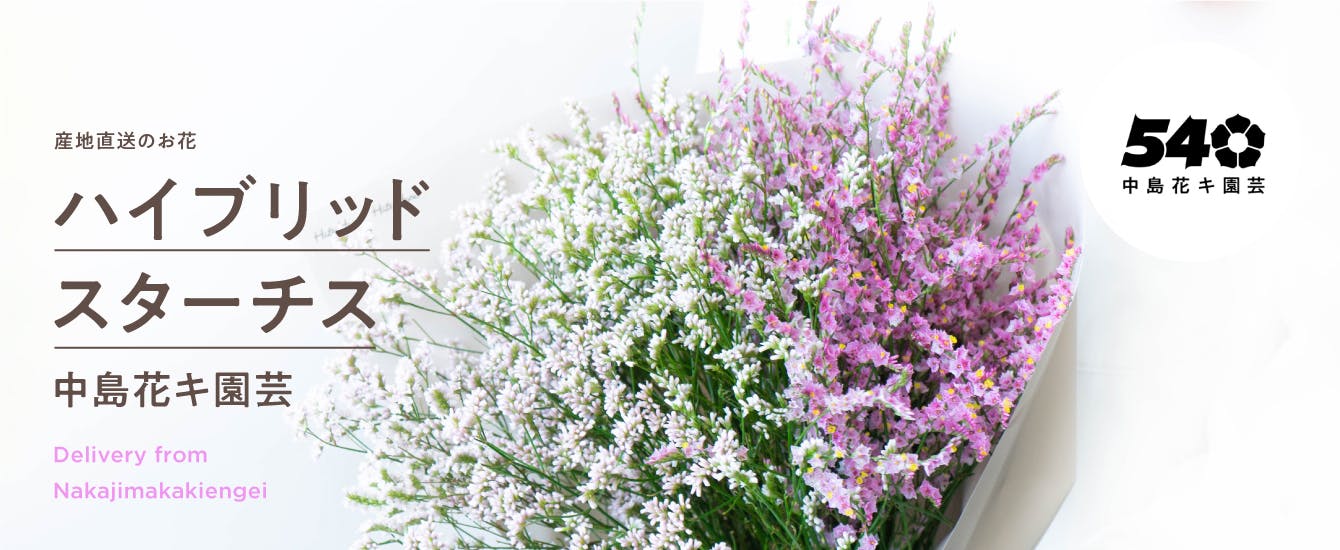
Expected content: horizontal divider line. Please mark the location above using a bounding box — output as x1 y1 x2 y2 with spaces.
54 345 372 350
53 248 429 252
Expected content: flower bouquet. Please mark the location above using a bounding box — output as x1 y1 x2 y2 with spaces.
298 6 1078 549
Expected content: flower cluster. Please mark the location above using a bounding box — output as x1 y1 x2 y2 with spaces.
297 7 1077 550
702 10 1080 547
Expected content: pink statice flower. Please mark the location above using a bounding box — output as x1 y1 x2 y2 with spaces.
696 6 1081 548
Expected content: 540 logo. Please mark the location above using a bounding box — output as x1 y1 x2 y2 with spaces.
1122 114 1265 168
1119 114 1267 195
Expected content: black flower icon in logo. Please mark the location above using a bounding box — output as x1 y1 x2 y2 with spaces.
1210 114 1265 168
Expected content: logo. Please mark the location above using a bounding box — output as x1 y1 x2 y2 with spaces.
1210 115 1265 168
1078 40 1295 261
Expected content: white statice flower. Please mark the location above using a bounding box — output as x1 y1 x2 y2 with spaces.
298 90 815 548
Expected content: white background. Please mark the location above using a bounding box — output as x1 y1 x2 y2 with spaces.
2 1 1339 549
